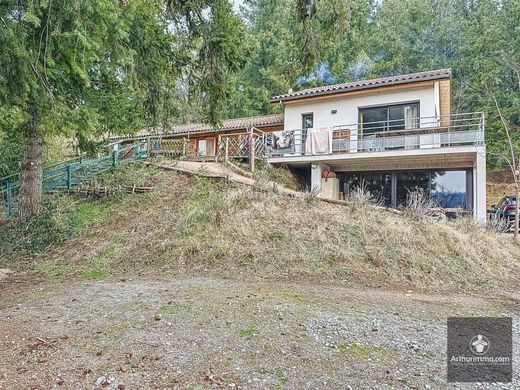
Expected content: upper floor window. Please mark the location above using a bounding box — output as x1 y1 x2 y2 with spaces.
302 113 314 130
359 102 419 136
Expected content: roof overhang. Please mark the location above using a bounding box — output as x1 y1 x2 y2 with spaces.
271 69 451 105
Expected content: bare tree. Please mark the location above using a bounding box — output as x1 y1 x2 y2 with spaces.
491 53 520 240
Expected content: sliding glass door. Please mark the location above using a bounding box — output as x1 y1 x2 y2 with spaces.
341 169 470 210
359 102 420 136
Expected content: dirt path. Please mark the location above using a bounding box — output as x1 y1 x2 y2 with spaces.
0 276 518 389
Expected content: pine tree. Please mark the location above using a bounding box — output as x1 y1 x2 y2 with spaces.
0 0 249 220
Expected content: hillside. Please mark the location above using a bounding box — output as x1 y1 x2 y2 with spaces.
1 162 520 293
487 170 517 208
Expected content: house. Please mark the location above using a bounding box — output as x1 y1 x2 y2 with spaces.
111 68 486 220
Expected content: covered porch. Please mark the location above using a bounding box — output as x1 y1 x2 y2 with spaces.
273 147 487 221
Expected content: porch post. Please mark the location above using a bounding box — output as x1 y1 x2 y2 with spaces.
249 127 255 173
225 137 229 163
473 147 487 221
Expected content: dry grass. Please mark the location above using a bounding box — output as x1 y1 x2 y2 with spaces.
30 165 520 293
487 169 516 208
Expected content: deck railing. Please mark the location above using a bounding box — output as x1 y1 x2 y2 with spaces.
266 112 485 157
0 142 146 217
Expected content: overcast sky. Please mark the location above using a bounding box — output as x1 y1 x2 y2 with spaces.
232 0 244 13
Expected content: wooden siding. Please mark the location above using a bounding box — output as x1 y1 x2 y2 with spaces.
439 79 451 126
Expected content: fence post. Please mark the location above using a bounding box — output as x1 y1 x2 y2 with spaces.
249 128 255 173
182 138 187 157
112 149 119 167
146 137 151 158
6 182 13 217
216 135 221 162
225 137 229 163
66 164 73 190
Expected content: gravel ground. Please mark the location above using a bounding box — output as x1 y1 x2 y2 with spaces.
0 276 518 389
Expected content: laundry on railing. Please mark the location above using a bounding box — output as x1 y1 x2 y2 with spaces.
272 130 295 149
305 127 332 155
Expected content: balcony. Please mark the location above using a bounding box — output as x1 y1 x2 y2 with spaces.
265 112 485 158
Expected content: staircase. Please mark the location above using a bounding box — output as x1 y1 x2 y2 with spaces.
0 142 147 217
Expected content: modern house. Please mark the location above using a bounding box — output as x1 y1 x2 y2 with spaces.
112 68 486 220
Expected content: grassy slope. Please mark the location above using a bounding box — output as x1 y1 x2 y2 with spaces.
487 169 517 208
2 163 519 292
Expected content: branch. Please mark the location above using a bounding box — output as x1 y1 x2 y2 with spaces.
501 51 520 91
492 93 520 189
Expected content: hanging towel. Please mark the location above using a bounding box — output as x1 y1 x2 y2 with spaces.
273 130 294 149
305 127 332 155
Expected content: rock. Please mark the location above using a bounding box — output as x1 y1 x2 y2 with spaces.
117 385 126 390
155 313 162 321
0 269 14 281
94 376 107 387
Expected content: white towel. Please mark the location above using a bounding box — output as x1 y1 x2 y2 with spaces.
305 127 332 155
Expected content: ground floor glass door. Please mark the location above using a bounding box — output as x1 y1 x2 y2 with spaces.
341 169 470 210
197 139 206 156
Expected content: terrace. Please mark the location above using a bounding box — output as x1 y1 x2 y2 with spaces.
265 112 485 161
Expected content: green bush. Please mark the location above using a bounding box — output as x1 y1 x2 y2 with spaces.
0 195 109 268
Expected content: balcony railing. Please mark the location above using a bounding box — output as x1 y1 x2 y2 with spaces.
265 112 485 158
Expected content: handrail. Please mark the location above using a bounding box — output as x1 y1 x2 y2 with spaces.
1 141 147 217
265 112 485 158
331 111 485 130
278 112 484 135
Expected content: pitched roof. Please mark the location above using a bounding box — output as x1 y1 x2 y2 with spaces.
112 113 284 140
271 68 451 103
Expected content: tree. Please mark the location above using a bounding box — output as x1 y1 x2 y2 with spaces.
0 0 249 221
222 0 360 118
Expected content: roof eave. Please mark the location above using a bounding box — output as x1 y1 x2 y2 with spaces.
270 73 451 104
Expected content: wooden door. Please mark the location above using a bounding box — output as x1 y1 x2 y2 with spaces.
206 137 216 156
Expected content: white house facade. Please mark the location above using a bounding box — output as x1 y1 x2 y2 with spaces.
267 69 487 220
111 68 487 221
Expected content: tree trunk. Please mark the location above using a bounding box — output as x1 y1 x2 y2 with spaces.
515 188 520 241
18 120 44 222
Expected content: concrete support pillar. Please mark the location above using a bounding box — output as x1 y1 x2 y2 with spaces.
473 147 487 222
310 163 323 195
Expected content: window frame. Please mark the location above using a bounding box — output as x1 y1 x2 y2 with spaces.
302 113 314 130
358 101 420 138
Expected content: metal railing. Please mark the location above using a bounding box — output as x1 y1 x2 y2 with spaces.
0 142 147 217
265 112 485 157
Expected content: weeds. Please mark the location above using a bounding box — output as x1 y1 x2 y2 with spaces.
254 161 301 191
403 189 438 218
345 182 383 207
81 258 108 280
239 328 259 337
3 164 520 293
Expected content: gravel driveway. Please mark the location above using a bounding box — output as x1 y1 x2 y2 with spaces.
0 276 518 389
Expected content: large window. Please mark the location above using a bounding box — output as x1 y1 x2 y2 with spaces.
342 171 393 207
360 103 419 136
395 171 430 208
341 169 469 210
430 171 468 209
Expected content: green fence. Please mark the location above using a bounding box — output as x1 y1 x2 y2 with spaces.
0 142 147 217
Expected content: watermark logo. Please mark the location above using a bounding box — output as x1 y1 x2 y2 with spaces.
470 334 490 355
447 317 512 383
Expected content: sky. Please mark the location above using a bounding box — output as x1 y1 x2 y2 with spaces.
232 0 244 12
